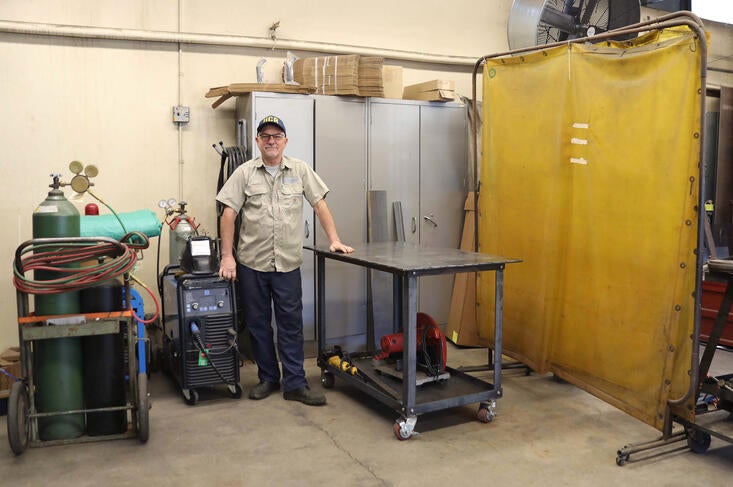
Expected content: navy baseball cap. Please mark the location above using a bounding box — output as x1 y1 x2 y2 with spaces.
257 115 286 135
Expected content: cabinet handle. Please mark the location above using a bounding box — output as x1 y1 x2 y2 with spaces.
411 217 417 233
423 214 438 228
305 220 310 239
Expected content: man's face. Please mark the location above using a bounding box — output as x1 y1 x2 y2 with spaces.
256 125 288 164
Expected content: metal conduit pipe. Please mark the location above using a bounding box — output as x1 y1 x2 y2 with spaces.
0 19 477 67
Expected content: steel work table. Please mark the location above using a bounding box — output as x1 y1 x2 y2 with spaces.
306 242 520 439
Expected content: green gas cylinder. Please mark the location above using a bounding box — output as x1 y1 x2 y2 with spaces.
32 175 84 440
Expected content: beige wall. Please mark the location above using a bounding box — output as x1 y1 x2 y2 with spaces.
0 0 511 350
0 2 731 351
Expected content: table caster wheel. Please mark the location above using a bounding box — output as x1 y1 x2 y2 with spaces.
393 422 411 441
393 416 418 441
477 400 496 423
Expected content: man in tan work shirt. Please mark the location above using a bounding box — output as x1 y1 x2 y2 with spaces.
216 115 353 406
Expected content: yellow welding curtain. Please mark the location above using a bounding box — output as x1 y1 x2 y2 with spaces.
478 28 703 430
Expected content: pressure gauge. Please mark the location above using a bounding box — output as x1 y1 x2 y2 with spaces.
158 199 169 209
84 165 99 178
69 160 84 175
168 198 177 207
70 174 90 193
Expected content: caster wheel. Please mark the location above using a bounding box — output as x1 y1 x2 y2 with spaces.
393 422 411 441
183 388 199 406
477 400 496 423
687 429 711 454
321 371 335 389
137 373 150 443
229 383 243 399
477 406 495 423
7 381 29 455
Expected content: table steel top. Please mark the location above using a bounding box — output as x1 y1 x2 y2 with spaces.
305 242 520 276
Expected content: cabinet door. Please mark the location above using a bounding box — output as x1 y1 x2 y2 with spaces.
314 96 368 347
368 101 420 340
418 105 468 324
368 102 420 244
251 93 317 340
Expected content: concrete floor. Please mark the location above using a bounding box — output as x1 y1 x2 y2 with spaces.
3 344 733 486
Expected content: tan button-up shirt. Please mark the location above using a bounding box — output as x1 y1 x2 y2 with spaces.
216 155 329 272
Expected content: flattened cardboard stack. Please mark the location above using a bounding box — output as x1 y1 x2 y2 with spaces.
403 79 457 102
293 54 385 97
446 193 487 347
205 83 316 109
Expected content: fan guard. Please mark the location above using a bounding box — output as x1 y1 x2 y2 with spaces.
507 0 641 50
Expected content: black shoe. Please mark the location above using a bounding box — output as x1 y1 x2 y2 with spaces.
283 387 326 406
249 382 280 400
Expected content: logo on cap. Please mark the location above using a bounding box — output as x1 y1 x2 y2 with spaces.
257 115 286 135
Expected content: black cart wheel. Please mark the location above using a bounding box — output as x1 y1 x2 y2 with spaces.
184 388 198 406
321 371 335 389
137 373 150 443
229 383 243 399
7 381 29 455
687 428 711 454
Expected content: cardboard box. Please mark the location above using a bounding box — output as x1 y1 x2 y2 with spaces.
0 347 20 363
403 89 456 102
0 359 21 394
403 79 455 99
382 66 403 99
446 193 488 347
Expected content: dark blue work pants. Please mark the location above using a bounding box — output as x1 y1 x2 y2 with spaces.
237 264 307 392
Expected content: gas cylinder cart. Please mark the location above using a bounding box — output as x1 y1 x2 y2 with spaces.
308 242 520 440
7 237 151 455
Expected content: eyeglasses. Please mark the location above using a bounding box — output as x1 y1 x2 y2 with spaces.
258 133 286 141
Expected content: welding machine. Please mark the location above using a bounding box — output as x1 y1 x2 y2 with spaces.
160 236 242 405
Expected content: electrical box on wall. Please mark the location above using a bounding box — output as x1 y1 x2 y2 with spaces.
172 106 190 123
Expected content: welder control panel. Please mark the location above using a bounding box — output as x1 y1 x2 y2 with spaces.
180 278 232 316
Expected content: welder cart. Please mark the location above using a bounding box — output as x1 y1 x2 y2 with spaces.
7 237 150 455
159 264 242 405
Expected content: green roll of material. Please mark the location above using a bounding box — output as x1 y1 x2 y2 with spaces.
80 209 162 240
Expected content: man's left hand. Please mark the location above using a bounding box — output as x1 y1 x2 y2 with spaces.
330 241 354 253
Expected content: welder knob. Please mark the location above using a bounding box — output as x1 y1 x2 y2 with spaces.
191 303 199 310
217 301 224 308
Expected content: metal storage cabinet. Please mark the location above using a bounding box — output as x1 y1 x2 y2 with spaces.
368 99 468 327
235 93 317 342
313 95 368 350
418 104 468 324
234 93 467 348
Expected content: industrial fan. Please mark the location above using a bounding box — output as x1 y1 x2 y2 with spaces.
507 0 641 49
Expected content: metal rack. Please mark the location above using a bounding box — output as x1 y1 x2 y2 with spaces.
307 242 520 440
7 238 150 455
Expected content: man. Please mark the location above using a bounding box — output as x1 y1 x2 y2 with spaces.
216 115 354 406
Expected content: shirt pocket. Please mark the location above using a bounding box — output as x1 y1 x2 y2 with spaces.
279 183 303 210
244 184 268 209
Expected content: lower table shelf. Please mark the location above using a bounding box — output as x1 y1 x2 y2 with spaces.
321 355 500 416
